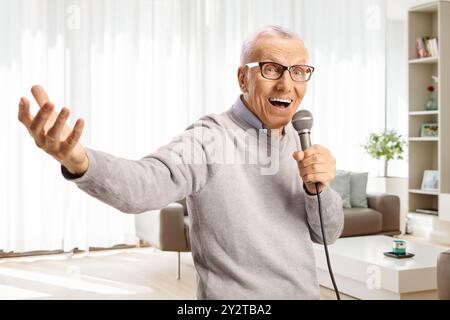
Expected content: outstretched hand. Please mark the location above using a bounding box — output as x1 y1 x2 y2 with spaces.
18 85 89 175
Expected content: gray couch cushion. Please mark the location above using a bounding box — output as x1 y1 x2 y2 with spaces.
350 172 368 208
341 208 383 237
330 170 351 208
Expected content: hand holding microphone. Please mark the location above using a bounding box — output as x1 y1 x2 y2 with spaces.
291 110 336 195
291 109 341 300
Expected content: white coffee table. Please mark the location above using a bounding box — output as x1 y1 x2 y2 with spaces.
313 235 444 300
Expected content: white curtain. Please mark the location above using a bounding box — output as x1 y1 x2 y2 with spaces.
0 0 386 253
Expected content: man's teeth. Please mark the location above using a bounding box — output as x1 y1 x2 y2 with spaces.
269 97 292 104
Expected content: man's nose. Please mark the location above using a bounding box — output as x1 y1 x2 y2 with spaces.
275 70 294 91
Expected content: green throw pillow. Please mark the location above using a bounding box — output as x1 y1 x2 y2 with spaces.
330 170 351 208
350 171 368 208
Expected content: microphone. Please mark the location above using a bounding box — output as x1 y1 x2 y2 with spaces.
291 109 313 151
291 109 341 300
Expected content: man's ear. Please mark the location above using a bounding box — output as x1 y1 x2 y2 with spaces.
237 67 248 93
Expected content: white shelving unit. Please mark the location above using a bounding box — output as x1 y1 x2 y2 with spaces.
409 110 439 115
408 1 450 224
409 57 439 64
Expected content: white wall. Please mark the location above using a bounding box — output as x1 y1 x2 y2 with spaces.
386 19 408 177
384 0 443 177
387 0 439 20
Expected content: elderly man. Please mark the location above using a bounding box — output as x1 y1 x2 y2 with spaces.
18 25 344 299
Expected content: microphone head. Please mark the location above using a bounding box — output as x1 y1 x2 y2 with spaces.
291 109 313 133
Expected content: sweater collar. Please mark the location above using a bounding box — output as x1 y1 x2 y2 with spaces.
231 95 265 130
231 95 286 136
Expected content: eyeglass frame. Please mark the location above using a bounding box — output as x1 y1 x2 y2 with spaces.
245 61 315 82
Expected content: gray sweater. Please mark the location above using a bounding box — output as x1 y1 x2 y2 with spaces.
62 97 344 299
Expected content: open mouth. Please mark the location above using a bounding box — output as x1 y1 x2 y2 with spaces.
268 97 293 109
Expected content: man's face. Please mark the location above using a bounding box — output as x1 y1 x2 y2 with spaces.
238 36 309 130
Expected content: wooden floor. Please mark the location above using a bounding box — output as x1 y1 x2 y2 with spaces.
0 247 353 300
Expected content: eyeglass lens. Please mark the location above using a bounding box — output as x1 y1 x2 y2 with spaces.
261 63 312 82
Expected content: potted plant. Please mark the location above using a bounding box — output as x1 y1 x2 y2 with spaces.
363 130 407 177
363 130 408 233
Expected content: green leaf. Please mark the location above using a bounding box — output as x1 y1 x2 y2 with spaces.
362 130 407 162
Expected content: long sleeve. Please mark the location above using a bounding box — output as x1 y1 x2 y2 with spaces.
61 118 220 214
304 185 344 244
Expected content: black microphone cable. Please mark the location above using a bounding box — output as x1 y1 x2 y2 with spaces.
292 109 340 300
315 182 341 300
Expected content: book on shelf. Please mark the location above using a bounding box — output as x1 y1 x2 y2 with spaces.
416 37 439 58
415 208 438 215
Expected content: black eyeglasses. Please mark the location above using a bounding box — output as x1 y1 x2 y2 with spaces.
246 61 315 82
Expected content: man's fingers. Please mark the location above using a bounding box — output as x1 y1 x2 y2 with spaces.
61 119 84 154
292 151 304 162
303 144 331 158
300 164 334 177
46 107 70 141
313 144 330 154
31 85 50 108
18 97 33 128
303 172 334 185
302 153 335 167
29 102 54 138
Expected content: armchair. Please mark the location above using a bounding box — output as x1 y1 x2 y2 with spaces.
135 199 190 279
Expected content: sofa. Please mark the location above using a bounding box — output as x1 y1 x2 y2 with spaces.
135 192 401 278
341 192 401 237
329 170 401 237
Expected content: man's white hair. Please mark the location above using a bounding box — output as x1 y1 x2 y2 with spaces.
240 25 303 65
